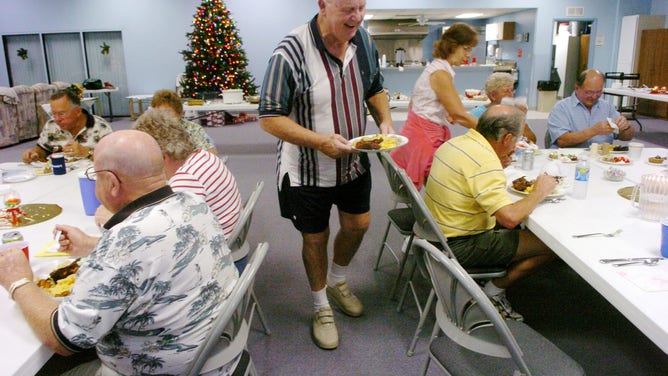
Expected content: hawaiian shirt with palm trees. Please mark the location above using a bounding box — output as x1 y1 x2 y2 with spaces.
54 188 239 375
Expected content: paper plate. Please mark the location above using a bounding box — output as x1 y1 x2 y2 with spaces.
599 156 632 165
508 185 566 200
349 134 408 153
2 168 36 183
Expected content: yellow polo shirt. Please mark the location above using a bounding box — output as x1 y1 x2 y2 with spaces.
425 129 512 238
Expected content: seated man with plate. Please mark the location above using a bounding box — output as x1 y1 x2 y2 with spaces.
547 69 634 148
425 104 558 321
22 90 113 163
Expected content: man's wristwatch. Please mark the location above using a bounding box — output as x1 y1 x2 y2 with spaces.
86 148 93 159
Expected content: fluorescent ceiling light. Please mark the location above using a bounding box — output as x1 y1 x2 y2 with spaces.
364 14 374 20
456 13 483 19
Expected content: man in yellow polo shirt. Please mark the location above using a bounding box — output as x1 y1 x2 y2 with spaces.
425 104 558 321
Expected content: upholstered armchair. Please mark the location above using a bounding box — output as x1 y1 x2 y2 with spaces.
12 85 39 140
32 83 57 132
0 86 20 147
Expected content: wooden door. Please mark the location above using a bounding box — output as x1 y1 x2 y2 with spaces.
638 29 668 119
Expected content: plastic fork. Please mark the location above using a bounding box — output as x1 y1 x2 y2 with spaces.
572 229 623 238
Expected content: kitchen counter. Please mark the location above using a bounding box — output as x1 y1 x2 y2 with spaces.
382 65 494 99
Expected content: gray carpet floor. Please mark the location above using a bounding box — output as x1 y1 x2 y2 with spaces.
3 113 668 375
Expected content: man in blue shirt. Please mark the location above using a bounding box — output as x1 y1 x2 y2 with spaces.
547 69 634 148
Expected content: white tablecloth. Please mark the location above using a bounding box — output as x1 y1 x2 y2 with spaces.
1 161 100 375
507 147 668 354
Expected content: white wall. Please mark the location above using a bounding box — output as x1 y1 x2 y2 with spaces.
0 0 661 108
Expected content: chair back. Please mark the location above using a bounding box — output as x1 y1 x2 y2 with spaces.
415 239 531 373
377 152 411 205
186 242 269 376
395 168 453 255
227 181 264 260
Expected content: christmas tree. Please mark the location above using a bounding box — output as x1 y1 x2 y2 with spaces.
180 0 257 98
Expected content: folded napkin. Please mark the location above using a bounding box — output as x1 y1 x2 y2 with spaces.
33 240 70 258
616 262 668 292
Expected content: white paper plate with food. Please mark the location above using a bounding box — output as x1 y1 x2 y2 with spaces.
599 155 632 165
508 176 567 200
349 134 408 153
646 156 668 166
33 258 81 299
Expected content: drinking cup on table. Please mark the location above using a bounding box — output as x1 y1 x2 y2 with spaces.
628 142 644 160
662 218 668 257
50 153 66 175
78 171 101 216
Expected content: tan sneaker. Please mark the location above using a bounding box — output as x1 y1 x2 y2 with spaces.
326 281 364 317
312 307 338 349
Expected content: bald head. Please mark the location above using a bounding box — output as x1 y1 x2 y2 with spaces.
477 104 525 141
94 130 165 184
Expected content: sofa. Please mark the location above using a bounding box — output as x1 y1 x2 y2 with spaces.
0 81 69 148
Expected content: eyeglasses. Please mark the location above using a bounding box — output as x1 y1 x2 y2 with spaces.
581 89 603 97
463 46 473 52
85 166 122 183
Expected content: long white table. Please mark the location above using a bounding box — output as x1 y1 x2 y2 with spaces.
604 87 668 103
506 148 668 354
84 87 120 122
0 161 100 375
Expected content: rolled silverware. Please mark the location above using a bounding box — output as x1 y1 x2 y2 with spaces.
600 257 664 264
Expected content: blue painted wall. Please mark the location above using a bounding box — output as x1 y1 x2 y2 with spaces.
0 0 663 108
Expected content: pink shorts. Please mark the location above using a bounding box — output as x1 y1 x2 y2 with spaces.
390 110 451 190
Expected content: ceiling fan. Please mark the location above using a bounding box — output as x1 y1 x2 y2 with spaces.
398 15 445 27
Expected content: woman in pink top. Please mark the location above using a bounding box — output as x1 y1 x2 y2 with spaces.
391 23 479 190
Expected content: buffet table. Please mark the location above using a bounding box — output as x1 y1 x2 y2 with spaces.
182 101 259 120
506 148 668 354
0 161 100 375
603 87 668 103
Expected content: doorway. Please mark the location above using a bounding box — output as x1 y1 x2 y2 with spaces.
551 19 594 98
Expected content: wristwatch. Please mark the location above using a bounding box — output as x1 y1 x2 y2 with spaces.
86 148 93 158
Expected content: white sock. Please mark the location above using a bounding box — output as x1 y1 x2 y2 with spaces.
483 280 505 297
327 262 347 287
313 287 330 312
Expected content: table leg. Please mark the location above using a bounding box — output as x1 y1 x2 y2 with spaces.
128 98 136 120
138 99 145 116
105 92 114 122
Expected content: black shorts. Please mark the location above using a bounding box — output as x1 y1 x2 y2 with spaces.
278 172 371 233
447 229 519 269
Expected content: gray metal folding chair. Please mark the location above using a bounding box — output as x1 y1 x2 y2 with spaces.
227 181 270 335
374 152 416 298
186 242 269 376
416 239 584 376
395 168 506 356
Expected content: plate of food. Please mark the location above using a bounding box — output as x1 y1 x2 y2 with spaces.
609 145 629 154
646 156 668 166
33 258 81 299
547 151 579 163
599 155 632 165
349 134 408 153
508 176 566 199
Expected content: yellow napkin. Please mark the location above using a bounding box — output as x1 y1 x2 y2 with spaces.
33 240 70 258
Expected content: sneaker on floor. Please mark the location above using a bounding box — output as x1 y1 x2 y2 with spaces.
326 281 364 317
490 293 524 321
312 307 338 350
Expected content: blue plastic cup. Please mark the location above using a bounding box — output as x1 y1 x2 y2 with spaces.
78 176 101 216
661 218 668 257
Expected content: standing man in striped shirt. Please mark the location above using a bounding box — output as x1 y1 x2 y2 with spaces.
425 105 557 321
259 0 394 350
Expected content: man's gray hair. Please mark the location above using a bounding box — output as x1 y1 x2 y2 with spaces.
477 105 525 141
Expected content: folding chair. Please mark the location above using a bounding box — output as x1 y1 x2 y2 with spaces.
186 242 269 376
395 168 506 356
227 181 270 335
416 239 584 376
374 152 416 298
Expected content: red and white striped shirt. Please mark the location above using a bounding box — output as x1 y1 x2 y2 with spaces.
169 150 242 239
